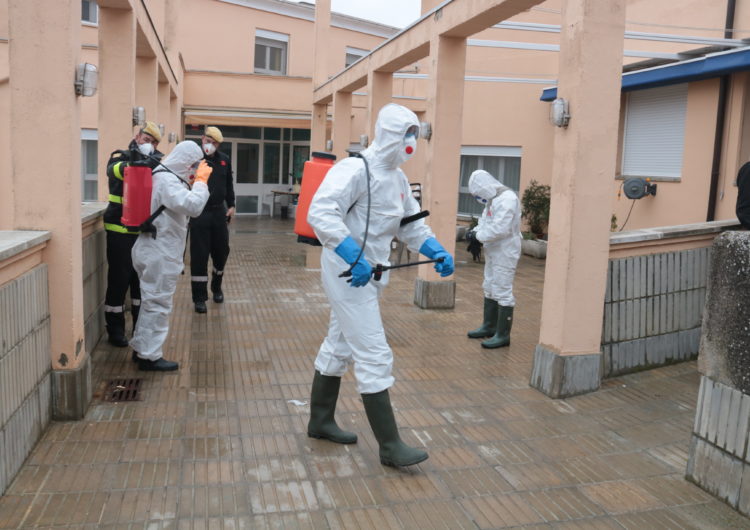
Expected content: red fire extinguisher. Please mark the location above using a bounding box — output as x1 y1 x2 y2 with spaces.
294 151 337 245
121 165 153 231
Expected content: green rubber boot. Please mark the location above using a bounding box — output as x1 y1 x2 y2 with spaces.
362 389 428 467
467 297 498 338
307 371 358 444
481 305 514 349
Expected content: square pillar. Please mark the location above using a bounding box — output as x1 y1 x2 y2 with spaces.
158 80 170 137
9 0 90 418
531 0 626 398
332 91 353 160
98 5 136 200
311 102 328 153
414 35 466 309
170 90 180 146
367 71 393 140
136 56 159 122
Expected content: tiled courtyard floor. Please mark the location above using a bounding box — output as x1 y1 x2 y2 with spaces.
1 216 748 529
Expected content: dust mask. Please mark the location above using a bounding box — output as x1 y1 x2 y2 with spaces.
203 143 216 156
396 136 417 165
138 142 154 156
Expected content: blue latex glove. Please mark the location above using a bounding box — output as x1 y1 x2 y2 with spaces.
419 237 454 277
335 236 373 287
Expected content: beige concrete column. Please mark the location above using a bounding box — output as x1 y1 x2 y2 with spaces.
0 80 12 229
98 6 136 200
311 102 328 153
530 0 626 398
366 71 393 140
136 56 159 121
157 80 170 138
332 91 353 160
170 90 181 147
9 0 90 418
313 0 331 88
414 35 466 309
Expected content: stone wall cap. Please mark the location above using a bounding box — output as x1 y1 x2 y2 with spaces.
610 219 741 245
81 202 107 224
0 231 52 261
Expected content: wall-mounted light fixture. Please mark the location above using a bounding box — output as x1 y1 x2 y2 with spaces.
359 134 369 148
74 63 98 97
419 121 432 141
550 97 570 128
158 124 166 138
168 132 177 143
325 139 333 151
132 107 145 127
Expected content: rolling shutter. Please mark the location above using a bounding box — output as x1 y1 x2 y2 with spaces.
622 84 688 179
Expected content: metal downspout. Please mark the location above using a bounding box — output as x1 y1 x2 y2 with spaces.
707 0 736 221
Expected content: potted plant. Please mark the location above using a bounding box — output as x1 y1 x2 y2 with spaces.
520 180 550 259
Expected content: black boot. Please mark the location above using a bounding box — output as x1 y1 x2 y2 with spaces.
105 311 129 347
194 301 207 313
211 271 224 303
362 389 428 467
307 371 357 444
467 298 498 338
481 306 514 349
137 357 179 371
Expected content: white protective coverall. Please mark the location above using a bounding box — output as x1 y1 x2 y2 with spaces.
469 169 522 306
308 104 435 394
130 141 210 360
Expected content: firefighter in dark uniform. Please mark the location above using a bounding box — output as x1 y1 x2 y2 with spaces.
103 122 164 346
190 126 236 313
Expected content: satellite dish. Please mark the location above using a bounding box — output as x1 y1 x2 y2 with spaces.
623 177 657 200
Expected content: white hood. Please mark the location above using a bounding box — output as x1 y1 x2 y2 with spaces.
469 169 508 201
362 103 419 170
157 141 203 180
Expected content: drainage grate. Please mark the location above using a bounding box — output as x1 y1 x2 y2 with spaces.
102 378 143 402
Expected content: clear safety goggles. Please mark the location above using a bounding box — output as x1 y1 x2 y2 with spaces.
404 125 419 139
475 195 488 204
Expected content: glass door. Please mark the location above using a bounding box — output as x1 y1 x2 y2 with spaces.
235 140 261 214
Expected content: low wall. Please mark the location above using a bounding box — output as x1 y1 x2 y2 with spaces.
0 232 52 496
81 203 107 357
602 220 739 377
687 231 750 515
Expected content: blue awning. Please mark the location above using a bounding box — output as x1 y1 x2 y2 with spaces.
540 46 750 101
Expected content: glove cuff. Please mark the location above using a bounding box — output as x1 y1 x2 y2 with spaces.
334 236 362 265
419 237 445 259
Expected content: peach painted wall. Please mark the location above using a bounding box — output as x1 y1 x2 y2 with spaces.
173 0 386 77
610 80 721 231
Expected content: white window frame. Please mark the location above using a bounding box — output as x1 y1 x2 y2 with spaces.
254 29 288 76
345 46 368 68
458 146 522 218
82 0 98 25
81 129 98 202
621 84 688 181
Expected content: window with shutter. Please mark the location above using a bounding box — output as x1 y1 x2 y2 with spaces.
622 84 688 180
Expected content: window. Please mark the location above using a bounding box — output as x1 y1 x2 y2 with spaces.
622 84 688 180
82 0 98 24
81 129 98 201
345 46 367 68
254 30 288 75
457 146 521 217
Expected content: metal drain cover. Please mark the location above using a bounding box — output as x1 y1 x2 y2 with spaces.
102 378 142 402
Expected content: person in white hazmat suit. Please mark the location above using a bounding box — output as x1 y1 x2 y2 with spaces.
130 141 213 371
466 169 522 348
305 103 455 467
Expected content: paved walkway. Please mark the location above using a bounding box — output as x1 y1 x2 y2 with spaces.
1 217 747 529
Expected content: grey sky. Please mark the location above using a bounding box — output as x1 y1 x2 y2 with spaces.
301 0 422 29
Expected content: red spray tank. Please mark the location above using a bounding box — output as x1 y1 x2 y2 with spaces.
294 151 336 245
121 165 153 231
